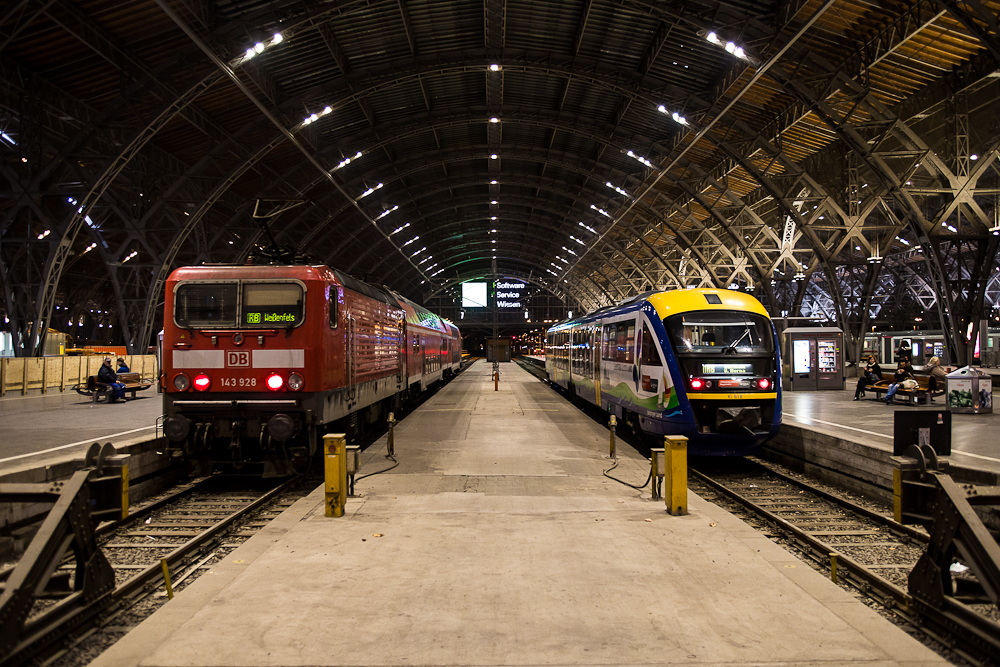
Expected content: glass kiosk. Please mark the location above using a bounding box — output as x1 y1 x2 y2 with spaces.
782 327 845 391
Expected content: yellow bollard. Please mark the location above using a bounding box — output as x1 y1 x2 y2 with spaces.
160 559 174 599
830 553 838 583
664 435 688 515
892 467 902 524
324 433 347 517
121 462 130 520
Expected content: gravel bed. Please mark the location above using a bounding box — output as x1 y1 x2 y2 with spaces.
691 458 998 667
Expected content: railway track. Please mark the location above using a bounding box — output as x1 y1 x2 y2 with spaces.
2 474 316 667
691 458 1000 667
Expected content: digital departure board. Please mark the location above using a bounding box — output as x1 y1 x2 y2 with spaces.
701 363 753 375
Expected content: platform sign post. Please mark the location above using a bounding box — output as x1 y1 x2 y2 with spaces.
324 433 347 517
664 435 688 516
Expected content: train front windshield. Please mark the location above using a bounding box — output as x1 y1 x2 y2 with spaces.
175 282 304 328
663 310 774 378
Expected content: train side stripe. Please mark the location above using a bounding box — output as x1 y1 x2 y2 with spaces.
252 349 305 368
173 350 225 368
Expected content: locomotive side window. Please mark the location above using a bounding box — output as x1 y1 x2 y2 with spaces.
615 322 635 363
640 324 659 365
243 283 304 327
329 288 338 329
175 283 239 328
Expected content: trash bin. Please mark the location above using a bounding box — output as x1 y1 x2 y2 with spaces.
945 366 993 414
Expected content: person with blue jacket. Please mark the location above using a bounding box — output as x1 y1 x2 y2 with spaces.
98 357 127 402
884 362 914 405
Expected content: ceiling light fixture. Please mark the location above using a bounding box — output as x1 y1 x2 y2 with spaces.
357 183 383 199
626 150 654 168
658 105 688 125
375 205 399 220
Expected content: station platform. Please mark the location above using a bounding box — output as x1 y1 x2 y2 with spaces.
91 360 942 667
0 388 163 474
782 386 1000 477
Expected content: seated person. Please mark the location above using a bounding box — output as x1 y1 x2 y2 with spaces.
853 354 881 400
98 357 127 402
884 362 915 405
116 357 130 373
895 341 913 366
925 356 947 398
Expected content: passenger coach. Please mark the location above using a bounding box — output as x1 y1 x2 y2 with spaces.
546 288 781 455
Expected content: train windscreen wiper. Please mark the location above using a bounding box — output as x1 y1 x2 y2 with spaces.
724 326 751 355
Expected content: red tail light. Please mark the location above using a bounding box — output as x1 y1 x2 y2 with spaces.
193 373 211 391
266 373 284 391
690 378 705 390
758 378 771 389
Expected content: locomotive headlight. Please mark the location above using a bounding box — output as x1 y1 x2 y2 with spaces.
266 414 295 441
266 373 284 391
173 373 190 391
163 414 191 441
757 378 771 390
287 373 304 391
193 373 211 391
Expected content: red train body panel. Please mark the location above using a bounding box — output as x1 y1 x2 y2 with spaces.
161 263 460 475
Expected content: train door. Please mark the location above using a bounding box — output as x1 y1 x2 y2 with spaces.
638 319 663 401
421 335 428 375
347 314 357 400
592 325 602 404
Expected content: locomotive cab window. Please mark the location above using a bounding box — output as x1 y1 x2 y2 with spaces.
329 288 338 329
664 311 772 354
175 282 239 328
664 310 774 380
243 282 304 327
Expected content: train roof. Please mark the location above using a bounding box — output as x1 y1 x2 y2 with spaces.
546 288 770 334
389 290 455 335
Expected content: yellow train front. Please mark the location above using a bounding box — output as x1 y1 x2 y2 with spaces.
546 288 782 455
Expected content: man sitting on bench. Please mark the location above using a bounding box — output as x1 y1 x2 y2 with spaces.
98 357 127 403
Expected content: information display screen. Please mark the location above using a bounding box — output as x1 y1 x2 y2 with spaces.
793 339 811 374
462 282 487 308
701 363 753 375
242 283 303 327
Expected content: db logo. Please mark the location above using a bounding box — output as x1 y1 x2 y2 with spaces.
226 351 250 367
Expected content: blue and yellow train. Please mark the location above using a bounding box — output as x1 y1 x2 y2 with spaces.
545 288 782 455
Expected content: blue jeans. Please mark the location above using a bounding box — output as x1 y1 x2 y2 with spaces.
885 383 899 401
110 382 126 400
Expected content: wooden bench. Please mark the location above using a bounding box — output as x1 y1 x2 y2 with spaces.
870 372 945 405
74 373 154 403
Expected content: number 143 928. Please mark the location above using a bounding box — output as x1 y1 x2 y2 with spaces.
221 377 257 387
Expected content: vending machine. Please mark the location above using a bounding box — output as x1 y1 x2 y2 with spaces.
781 327 845 391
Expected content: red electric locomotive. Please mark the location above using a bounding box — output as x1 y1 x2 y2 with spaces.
161 263 460 475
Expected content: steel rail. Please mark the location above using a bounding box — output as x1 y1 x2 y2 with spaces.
0 477 208 586
3 476 300 667
691 468 1000 666
746 457 930 544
